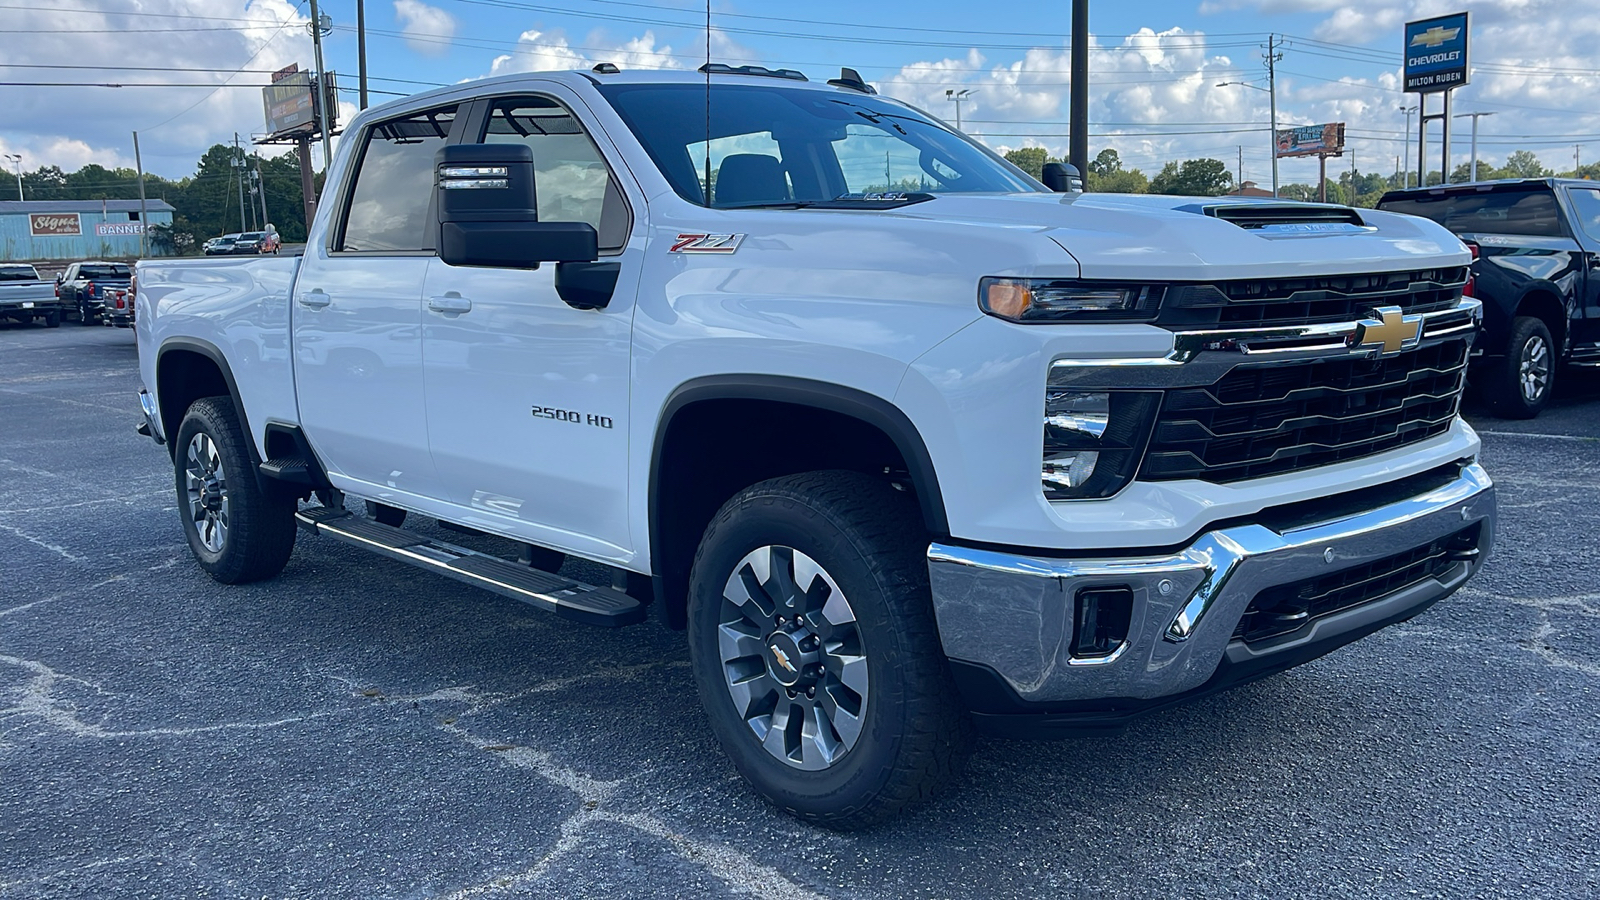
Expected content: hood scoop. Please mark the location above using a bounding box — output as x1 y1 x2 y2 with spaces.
1192 203 1373 234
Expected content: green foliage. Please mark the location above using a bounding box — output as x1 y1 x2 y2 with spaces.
1149 158 1233 196
1085 149 1149 193
1501 150 1550 179
3 145 316 253
1003 147 1050 180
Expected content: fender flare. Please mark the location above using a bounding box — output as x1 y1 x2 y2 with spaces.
155 336 261 468
648 374 951 555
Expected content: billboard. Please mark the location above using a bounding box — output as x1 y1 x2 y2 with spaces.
96 223 145 236
29 213 81 236
263 69 316 138
1405 12 1470 93
1276 123 1345 158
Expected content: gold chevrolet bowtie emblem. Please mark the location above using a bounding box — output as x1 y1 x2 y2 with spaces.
771 645 796 672
1353 306 1422 354
1410 26 1460 48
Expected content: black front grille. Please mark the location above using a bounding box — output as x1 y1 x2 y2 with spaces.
1141 340 1468 483
1156 267 1467 330
1232 524 1479 644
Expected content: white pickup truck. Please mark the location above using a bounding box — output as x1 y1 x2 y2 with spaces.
0 264 65 327
135 66 1496 827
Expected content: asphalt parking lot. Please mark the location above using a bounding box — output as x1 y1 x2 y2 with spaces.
2 322 1597 899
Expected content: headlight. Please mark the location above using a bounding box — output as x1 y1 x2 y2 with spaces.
1042 389 1160 500
980 278 1164 323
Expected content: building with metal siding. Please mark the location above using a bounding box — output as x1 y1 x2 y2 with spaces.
0 200 176 262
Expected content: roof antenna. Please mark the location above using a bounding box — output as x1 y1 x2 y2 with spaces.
703 0 712 207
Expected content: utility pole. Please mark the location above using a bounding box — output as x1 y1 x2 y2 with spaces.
132 132 149 258
1069 0 1089 178
308 0 333 172
233 133 248 233
1237 145 1243 189
255 156 270 229
1398 105 1417 188
944 89 975 131
1267 34 1281 198
357 0 370 109
1578 145 1583 174
1453 111 1495 181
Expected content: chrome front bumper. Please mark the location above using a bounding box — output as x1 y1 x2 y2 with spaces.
137 389 165 444
928 462 1495 712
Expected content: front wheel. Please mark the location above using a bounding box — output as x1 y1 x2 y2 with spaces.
686 471 971 829
174 396 297 583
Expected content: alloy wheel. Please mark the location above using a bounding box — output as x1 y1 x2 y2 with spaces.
717 545 869 771
1519 333 1550 403
185 432 230 553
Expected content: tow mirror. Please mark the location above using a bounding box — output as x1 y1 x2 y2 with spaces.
1042 162 1084 193
435 144 598 269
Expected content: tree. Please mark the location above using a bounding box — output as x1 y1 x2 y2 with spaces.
1149 158 1233 196
1501 150 1549 179
1003 147 1051 181
1092 168 1150 193
1088 149 1122 177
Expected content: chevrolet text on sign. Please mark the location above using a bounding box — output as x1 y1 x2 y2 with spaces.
1404 12 1470 93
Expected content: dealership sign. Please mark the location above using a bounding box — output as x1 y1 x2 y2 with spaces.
29 213 81 236
96 223 145 236
1404 12 1470 93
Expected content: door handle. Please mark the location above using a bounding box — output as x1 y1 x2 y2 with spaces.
298 289 331 309
427 292 472 314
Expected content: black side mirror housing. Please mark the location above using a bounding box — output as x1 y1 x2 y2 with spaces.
436 143 599 269
1042 162 1084 193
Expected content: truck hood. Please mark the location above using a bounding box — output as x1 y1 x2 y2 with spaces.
882 192 1469 280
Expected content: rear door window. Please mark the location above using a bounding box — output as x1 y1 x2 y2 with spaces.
339 104 459 252
1566 187 1600 242
1379 187 1567 237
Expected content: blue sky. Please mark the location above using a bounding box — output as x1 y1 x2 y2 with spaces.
3 0 1598 183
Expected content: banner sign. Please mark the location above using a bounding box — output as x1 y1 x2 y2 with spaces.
1405 12 1470 93
29 213 81 236
263 70 316 138
1276 123 1346 158
96 223 145 236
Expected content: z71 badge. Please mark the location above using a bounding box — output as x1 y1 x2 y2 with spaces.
670 233 745 254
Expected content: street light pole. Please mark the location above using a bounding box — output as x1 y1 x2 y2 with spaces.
1453 111 1495 182
1217 79 1274 196
944 89 975 131
1398 105 1417 188
3 153 22 201
1266 34 1281 198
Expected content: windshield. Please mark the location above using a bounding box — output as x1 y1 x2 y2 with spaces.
81 264 132 279
0 266 39 282
1378 186 1566 237
596 82 1043 207
239 232 265 241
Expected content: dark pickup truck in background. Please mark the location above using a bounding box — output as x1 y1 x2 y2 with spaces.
56 261 134 326
1378 179 1600 418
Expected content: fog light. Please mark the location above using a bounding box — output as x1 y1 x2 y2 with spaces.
1041 389 1160 500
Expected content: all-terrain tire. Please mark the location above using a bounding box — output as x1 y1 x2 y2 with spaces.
686 470 972 829
173 396 297 584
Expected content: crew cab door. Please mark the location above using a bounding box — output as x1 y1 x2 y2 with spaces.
1565 185 1600 348
419 91 643 561
291 102 463 501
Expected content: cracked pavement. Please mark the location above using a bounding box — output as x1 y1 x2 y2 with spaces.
1 323 1597 899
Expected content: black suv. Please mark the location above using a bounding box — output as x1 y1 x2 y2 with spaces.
1378 179 1600 418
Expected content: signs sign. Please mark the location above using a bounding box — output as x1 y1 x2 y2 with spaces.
29 213 81 236
263 70 316 138
1405 12 1470 93
96 223 145 236
1276 123 1345 158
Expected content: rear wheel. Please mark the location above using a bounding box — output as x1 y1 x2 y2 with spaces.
686 471 971 829
77 297 95 325
1480 316 1555 419
174 397 297 583
42 310 60 328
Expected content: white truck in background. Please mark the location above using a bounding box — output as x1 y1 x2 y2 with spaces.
134 66 1495 828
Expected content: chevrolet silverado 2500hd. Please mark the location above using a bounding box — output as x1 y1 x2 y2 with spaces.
135 66 1496 828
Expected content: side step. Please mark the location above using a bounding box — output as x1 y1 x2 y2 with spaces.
295 507 646 627
260 457 315 484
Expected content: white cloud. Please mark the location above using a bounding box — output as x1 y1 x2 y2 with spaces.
0 0 314 178
393 0 457 58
